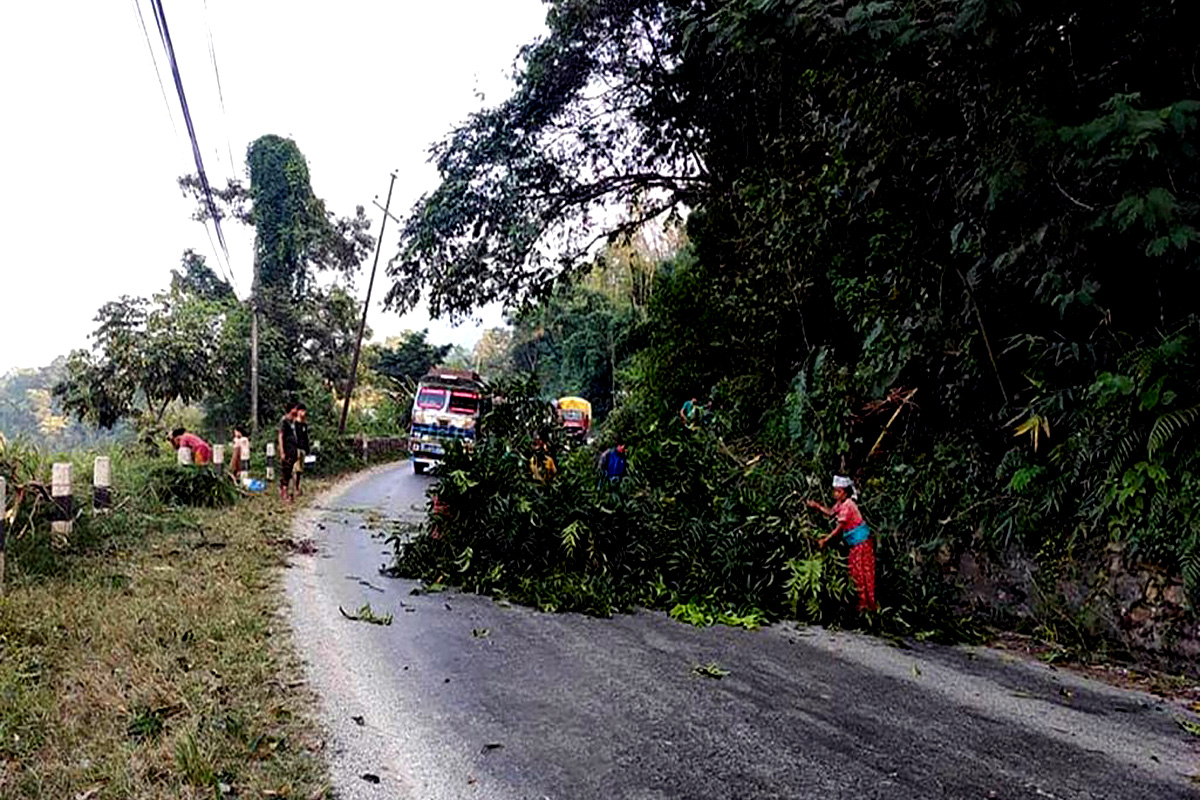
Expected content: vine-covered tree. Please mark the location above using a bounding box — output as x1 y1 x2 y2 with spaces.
181 135 374 428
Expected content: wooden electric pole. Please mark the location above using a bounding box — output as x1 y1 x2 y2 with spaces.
338 172 398 434
250 254 261 438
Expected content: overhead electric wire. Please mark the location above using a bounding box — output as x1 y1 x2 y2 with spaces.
144 0 238 294
202 0 238 173
129 0 177 136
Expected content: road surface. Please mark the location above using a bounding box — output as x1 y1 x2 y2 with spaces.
285 462 1198 799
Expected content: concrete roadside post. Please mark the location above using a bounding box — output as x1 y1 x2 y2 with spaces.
177 446 193 466
362 436 369 463
213 444 225 475
239 438 251 484
93 456 112 512
51 462 72 546
0 477 6 596
266 443 275 482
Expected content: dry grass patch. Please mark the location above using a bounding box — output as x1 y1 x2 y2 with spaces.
0 488 332 799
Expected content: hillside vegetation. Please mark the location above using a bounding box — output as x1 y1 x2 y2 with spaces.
392 0 1200 667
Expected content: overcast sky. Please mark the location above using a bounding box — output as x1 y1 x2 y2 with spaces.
0 0 549 373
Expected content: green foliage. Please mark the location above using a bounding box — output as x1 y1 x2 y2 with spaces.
54 258 229 432
391 383 967 636
371 329 453 386
146 465 240 508
180 135 375 432
784 554 853 624
508 283 643 418
338 603 393 626
387 0 1200 649
692 662 730 679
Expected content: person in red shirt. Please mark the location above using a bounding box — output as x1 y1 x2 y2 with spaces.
807 475 877 612
170 428 213 465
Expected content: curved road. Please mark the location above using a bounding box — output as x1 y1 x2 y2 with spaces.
285 462 1198 799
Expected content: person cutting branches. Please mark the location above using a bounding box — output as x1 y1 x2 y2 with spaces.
807 475 877 613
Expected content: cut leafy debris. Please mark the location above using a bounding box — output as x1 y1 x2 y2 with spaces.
339 603 394 626
692 662 730 679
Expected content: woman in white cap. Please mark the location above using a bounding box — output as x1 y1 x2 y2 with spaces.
806 475 877 612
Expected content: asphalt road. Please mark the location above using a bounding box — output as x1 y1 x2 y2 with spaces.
285 462 1199 800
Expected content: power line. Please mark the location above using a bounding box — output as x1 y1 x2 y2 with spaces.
202 0 238 175
129 0 177 137
202 219 238 296
132 0 236 292
144 0 236 291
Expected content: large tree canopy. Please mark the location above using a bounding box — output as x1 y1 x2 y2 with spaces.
390 0 1200 581
54 254 231 430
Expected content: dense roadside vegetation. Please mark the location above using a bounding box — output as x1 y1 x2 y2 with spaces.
391 0 1200 667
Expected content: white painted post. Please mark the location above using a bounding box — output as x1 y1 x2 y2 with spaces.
0 477 6 596
265 443 275 482
51 462 73 543
362 436 369 462
93 456 112 512
177 446 193 466
239 438 251 484
212 444 225 471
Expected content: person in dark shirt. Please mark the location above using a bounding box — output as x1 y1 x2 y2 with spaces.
291 403 311 496
278 402 299 502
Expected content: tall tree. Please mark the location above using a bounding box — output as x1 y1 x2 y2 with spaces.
54 256 231 432
372 330 453 386
181 135 374 429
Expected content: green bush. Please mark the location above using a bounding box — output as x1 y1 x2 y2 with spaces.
146 464 240 508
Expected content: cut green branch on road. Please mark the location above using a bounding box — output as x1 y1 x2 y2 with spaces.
339 603 394 626
692 662 731 680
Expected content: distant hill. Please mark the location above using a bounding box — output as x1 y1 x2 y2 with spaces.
0 358 127 451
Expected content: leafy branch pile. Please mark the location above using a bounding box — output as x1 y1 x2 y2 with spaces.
393 380 968 638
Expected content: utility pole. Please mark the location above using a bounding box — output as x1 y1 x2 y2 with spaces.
339 172 398 434
250 253 261 438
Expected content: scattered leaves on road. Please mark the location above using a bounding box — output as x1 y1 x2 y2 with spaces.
1176 717 1200 737
481 742 504 753
911 664 922 678
339 603 393 625
692 662 730 679
471 627 490 638
351 715 365 726
360 773 381 784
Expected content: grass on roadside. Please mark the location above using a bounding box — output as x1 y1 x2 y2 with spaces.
0 486 332 799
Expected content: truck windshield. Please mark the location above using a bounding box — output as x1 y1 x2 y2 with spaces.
416 387 447 410
448 392 480 414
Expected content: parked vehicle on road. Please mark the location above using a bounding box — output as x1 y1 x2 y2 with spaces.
409 368 483 474
556 396 592 442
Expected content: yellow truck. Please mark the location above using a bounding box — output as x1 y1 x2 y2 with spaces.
556 396 593 442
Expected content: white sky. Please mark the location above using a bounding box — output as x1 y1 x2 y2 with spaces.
0 0 548 373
